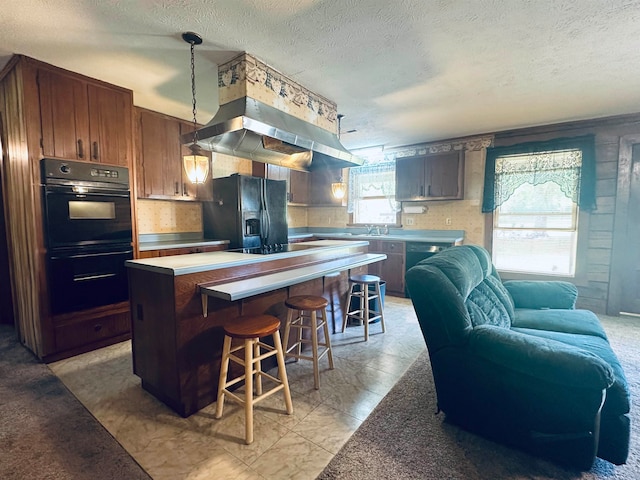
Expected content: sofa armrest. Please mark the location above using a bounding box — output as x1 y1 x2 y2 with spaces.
503 280 578 309
468 324 614 389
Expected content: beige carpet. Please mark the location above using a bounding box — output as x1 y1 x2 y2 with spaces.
318 314 640 479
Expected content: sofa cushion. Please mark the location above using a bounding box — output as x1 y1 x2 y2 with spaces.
512 309 608 340
504 280 578 309
510 327 630 415
422 245 514 328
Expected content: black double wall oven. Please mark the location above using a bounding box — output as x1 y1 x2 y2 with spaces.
41 158 133 315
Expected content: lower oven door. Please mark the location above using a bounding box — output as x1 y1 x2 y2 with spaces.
47 246 133 315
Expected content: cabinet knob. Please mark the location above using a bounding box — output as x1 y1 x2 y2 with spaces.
93 323 103 332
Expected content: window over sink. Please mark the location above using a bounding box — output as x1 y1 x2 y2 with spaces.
347 150 400 226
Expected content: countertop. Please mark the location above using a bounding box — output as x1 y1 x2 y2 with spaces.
127 240 369 276
138 238 229 251
291 230 464 245
137 229 464 252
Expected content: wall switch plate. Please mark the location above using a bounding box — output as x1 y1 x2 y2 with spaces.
406 217 415 226
445 217 452 225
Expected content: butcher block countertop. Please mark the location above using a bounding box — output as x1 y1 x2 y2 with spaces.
126 240 370 276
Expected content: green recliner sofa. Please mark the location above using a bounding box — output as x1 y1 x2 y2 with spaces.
405 245 630 469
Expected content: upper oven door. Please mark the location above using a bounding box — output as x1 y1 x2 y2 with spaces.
43 184 132 249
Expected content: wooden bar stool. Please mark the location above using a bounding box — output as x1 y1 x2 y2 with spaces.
215 314 293 445
283 295 334 389
343 274 386 341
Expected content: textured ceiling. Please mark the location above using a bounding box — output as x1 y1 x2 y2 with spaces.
3 0 640 151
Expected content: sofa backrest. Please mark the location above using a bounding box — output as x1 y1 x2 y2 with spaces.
406 245 515 352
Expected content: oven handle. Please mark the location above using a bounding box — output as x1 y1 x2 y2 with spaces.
49 249 133 260
73 273 118 282
44 185 130 197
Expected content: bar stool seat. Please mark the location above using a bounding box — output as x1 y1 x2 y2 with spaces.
215 314 293 445
283 295 334 389
343 274 386 341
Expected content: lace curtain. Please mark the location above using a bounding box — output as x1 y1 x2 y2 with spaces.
494 149 581 206
482 135 596 212
347 161 400 214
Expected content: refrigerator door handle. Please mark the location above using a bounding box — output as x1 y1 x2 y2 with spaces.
260 179 270 243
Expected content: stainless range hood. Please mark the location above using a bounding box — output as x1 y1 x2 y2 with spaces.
181 96 363 172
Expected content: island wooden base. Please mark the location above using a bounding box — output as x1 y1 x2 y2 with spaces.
128 247 369 417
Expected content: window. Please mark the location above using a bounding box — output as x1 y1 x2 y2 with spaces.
347 156 400 225
483 136 596 277
493 174 579 275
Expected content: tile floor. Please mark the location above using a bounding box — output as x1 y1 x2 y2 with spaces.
49 296 426 480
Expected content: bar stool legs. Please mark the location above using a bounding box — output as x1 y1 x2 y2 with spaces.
215 314 293 445
283 295 334 389
343 274 386 341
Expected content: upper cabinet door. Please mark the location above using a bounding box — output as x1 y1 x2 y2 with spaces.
288 170 309 205
427 150 463 199
38 67 133 167
395 156 425 200
87 84 133 166
395 151 464 201
38 68 90 161
138 109 183 198
136 108 211 200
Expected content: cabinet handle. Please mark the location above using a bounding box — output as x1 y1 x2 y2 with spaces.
420 185 424 196
77 139 84 159
174 182 180 195
183 183 188 196
428 185 431 196
92 141 99 160
93 323 103 332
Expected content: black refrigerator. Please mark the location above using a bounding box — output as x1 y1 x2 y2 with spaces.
203 174 288 251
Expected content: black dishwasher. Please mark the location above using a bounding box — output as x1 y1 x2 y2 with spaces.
405 242 448 295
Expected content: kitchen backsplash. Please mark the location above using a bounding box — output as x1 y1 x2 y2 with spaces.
137 199 202 234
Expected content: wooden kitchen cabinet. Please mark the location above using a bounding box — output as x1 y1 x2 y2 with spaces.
38 66 132 167
395 150 464 201
136 108 212 200
253 163 310 205
367 240 405 296
289 170 310 205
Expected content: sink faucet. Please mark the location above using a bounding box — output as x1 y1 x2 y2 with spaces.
366 225 374 235
382 225 389 235
374 225 381 236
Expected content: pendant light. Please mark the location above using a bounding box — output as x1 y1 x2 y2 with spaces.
331 114 347 199
182 31 210 184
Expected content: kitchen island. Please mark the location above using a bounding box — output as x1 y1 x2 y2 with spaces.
126 240 385 417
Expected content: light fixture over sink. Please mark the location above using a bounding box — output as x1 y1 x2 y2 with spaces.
331 176 346 199
182 31 210 184
330 114 348 199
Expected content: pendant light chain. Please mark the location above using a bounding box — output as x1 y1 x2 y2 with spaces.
181 31 209 185
190 40 199 145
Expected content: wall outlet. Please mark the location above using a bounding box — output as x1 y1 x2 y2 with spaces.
445 217 452 226
405 217 415 226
